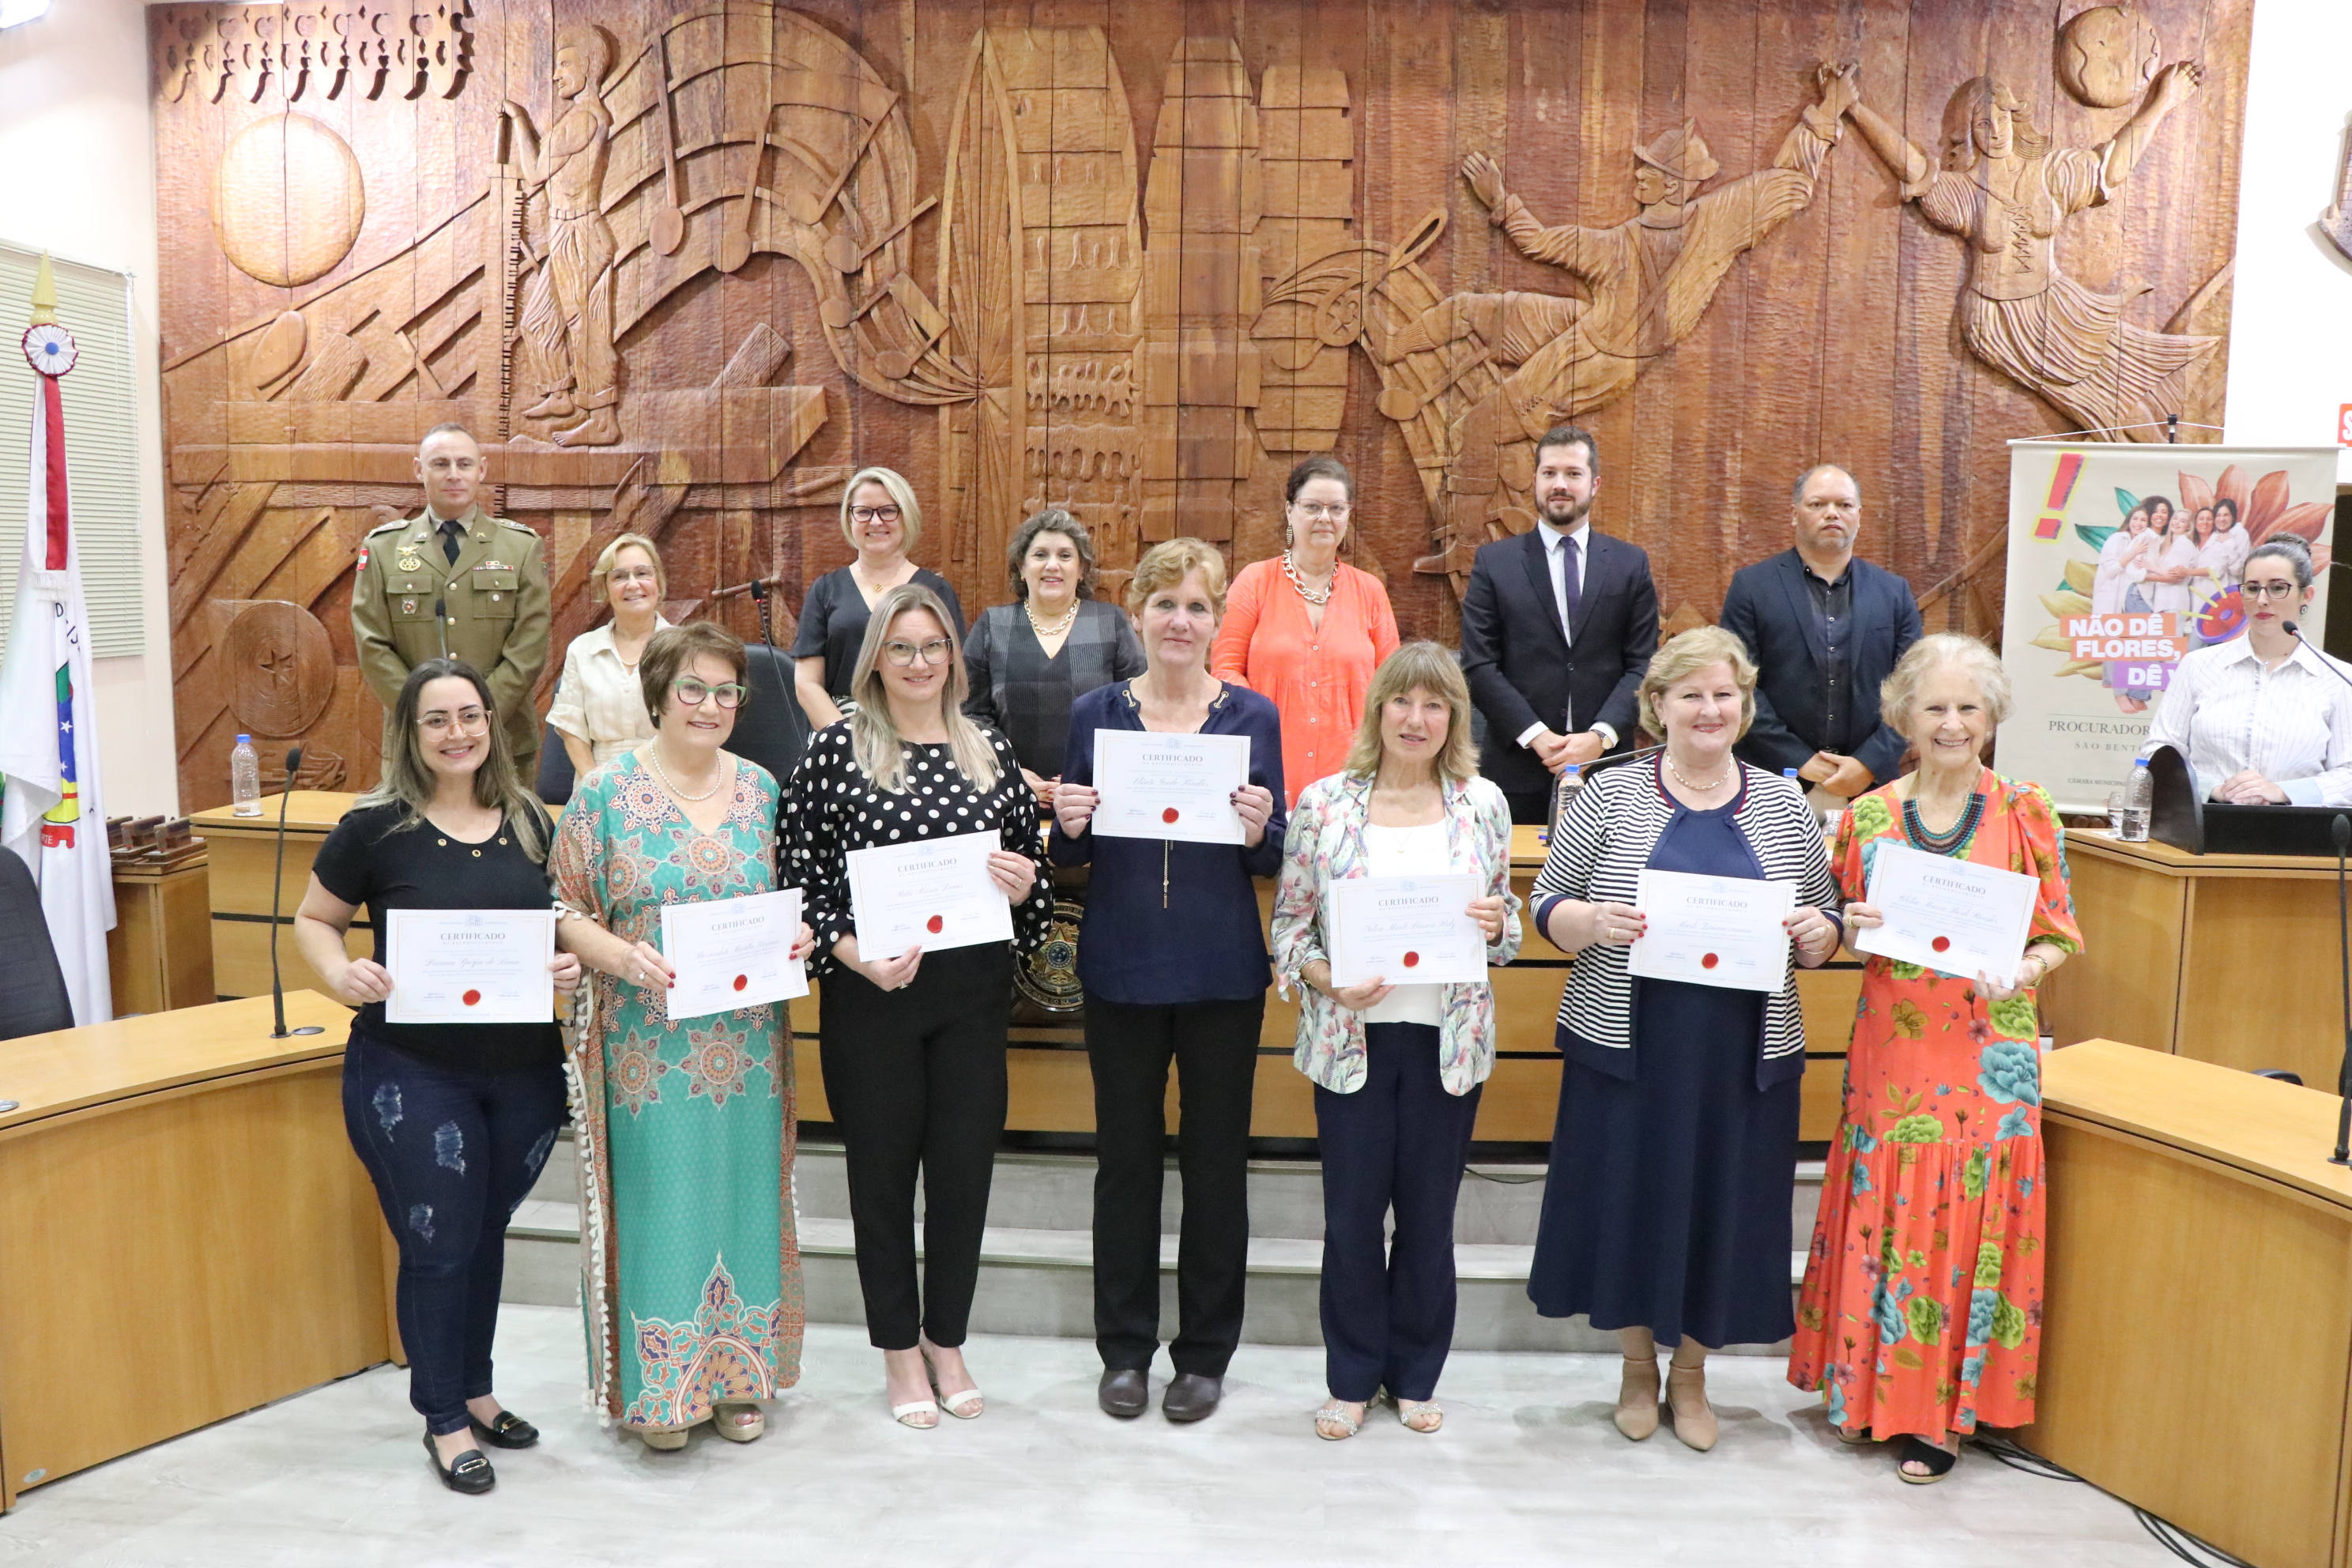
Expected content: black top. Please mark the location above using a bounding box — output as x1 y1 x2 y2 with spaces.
1048 680 1286 1005
782 721 1053 978
963 600 1146 779
1800 562 1856 754
790 566 969 701
311 801 564 1076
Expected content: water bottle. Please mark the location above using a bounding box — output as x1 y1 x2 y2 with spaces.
2117 756 2152 842
231 734 262 817
1544 764 1585 843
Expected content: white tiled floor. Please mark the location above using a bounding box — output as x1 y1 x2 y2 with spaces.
0 1307 2177 1567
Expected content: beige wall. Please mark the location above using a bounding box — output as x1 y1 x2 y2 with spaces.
0 0 172 816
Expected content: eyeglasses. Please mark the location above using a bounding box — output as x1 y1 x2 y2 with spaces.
1291 502 1350 521
417 707 491 735
2242 580 2301 601
607 566 658 585
673 678 747 709
850 505 903 525
882 638 954 667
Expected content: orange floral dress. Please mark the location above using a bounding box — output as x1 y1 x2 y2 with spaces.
1788 768 2082 1441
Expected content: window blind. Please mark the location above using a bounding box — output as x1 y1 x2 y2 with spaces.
0 244 145 657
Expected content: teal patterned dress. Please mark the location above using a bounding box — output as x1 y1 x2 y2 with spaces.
551 752 803 1430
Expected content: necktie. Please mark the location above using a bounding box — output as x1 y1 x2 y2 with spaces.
1560 533 1584 639
440 518 463 566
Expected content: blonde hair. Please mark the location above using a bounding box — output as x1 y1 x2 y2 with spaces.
839 466 924 554
1344 642 1479 783
590 532 664 605
1880 632 2013 729
1638 626 1758 740
1125 537 1229 619
359 658 548 861
846 584 1001 794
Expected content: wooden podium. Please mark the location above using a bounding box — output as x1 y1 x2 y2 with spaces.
0 993 390 1510
187 793 373 1001
2033 1040 2352 1568
2039 831 2346 1089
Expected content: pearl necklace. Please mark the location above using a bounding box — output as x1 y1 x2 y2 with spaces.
1026 597 1080 638
647 746 727 802
1663 752 1735 793
1282 551 1334 606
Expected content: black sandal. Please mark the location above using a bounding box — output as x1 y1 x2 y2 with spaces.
468 1410 540 1449
1897 1436 1958 1484
424 1433 496 1495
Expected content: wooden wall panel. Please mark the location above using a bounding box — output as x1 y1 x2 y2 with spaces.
152 0 2251 805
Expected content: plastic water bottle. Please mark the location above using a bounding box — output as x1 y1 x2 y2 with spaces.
231 734 262 817
2117 756 2152 842
1544 764 1585 843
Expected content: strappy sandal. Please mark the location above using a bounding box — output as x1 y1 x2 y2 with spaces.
1395 1399 1443 1434
1897 1436 1958 1483
713 1402 765 1443
920 1341 984 1419
1664 1363 1718 1453
1314 1400 1365 1441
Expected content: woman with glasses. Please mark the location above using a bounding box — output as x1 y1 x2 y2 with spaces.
552 622 817 1452
2142 536 2352 805
548 533 671 778
963 509 1145 810
792 466 967 729
1052 539 1284 1425
1212 457 1400 805
295 658 580 1494
782 583 1051 1427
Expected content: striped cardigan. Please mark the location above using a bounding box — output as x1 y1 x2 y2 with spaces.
1530 757 1838 1087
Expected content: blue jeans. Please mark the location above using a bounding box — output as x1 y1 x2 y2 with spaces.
341 1031 566 1434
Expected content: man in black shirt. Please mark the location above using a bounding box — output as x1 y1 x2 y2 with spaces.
1720 464 1922 797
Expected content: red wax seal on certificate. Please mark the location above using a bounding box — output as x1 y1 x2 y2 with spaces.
733 974 748 992
462 989 482 1006
1931 936 1951 953
1700 954 1719 971
926 914 944 934
1163 807 1180 824
1402 951 1421 969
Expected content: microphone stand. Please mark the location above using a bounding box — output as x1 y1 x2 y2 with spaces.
269 745 326 1040
2282 623 2352 1163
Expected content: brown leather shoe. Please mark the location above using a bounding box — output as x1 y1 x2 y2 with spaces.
1099 1367 1148 1419
1162 1373 1223 1423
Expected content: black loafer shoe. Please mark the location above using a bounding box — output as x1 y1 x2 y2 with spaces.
424 1433 496 1495
1162 1373 1223 1423
1099 1367 1149 1419
468 1410 540 1449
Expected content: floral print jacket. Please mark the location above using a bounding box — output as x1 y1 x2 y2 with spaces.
1271 771 1524 1096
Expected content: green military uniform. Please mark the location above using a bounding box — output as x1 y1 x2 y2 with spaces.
352 506 553 777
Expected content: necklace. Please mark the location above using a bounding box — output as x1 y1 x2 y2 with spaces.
1663 752 1735 793
1904 793 1984 856
1026 597 1079 638
646 745 727 802
1281 551 1334 606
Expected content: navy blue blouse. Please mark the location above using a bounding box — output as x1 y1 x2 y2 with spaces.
1050 680 1286 1006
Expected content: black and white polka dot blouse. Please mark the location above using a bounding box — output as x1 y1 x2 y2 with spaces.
782 719 1052 975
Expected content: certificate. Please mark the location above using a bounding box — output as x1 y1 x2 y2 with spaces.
383 908 556 1023
1855 841 2037 985
1091 729 1251 845
1625 869 1792 993
1329 874 1487 988
662 889 808 1021
846 831 1013 959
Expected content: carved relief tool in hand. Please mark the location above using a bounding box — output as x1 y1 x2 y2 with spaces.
1376 342 1493 421
823 193 937 274
648 31 687 258
718 107 778 275
787 91 901 228
1306 207 1447 349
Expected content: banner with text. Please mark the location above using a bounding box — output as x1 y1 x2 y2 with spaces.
1996 441 2337 814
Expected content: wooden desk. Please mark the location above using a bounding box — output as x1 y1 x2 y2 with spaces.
2030 1038 2352 1568
2039 831 2344 1089
0 993 390 1510
187 793 372 1001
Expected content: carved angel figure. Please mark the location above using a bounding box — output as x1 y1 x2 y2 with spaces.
1843 62 2214 440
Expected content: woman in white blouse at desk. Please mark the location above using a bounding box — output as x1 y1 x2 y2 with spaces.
548 534 671 777
2143 537 2352 807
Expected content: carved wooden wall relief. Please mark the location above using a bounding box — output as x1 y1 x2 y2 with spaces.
153 0 2253 808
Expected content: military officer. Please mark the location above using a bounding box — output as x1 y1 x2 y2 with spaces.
352 423 553 776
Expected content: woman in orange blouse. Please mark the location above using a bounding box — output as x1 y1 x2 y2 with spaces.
1212 458 1402 805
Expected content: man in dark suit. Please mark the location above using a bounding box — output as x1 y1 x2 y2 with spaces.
1459 424 1660 824
1718 463 1923 797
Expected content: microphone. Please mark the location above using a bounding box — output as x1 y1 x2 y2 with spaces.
2334 811 2352 1166
269 744 326 1040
